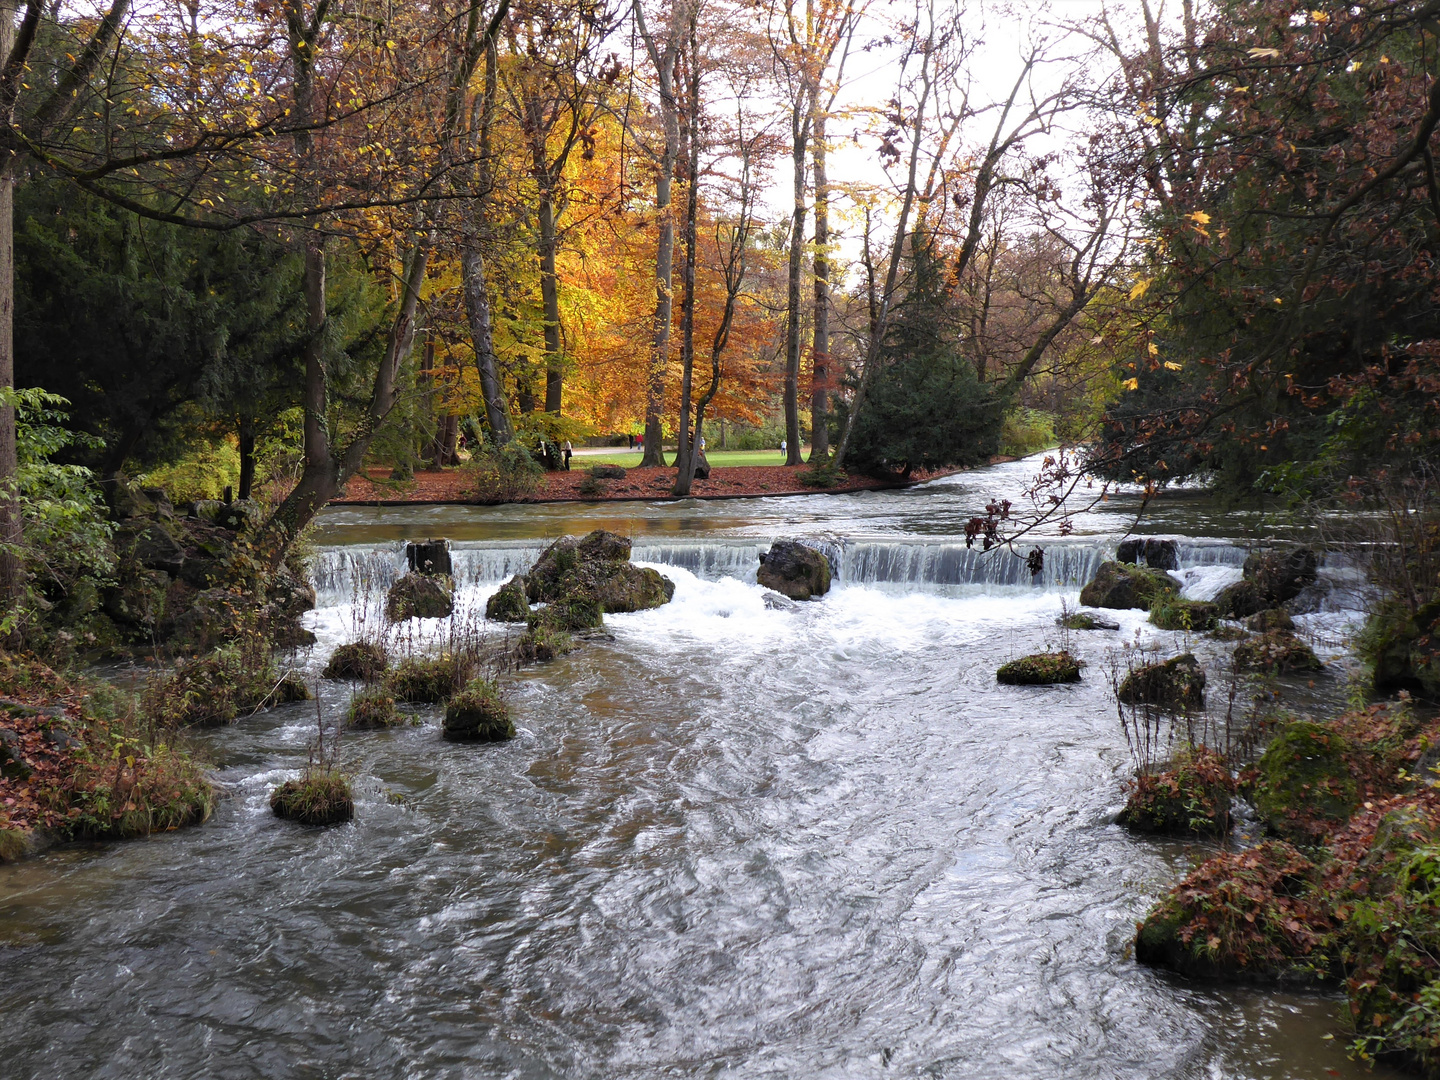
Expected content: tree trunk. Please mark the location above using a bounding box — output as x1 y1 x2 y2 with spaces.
784 111 806 466
0 0 19 606
238 417 257 501
672 7 701 496
536 172 564 414
809 108 829 463
462 244 513 444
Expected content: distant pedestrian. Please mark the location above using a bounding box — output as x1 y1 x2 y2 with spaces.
780 439 787 459
699 435 706 452
562 440 573 470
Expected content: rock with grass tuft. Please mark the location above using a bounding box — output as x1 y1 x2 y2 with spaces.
996 652 1082 685
383 655 471 704
1079 560 1179 610
270 768 354 826
1233 630 1323 674
1117 653 1206 710
1119 747 1235 837
485 576 531 622
1057 611 1119 631
345 688 405 729
1148 597 1219 632
322 641 389 681
442 679 514 742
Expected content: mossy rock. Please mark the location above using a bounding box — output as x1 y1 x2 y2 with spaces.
757 539 832 601
525 531 674 615
1243 546 1319 604
996 652 1081 685
322 641 389 681
1213 579 1264 620
1359 598 1440 700
1149 597 1219 632
383 656 467 704
534 594 605 632
485 576 530 623
1251 720 1359 842
442 678 514 742
1247 608 1295 633
1134 840 1328 985
1117 653 1206 710
275 671 313 703
1057 611 1119 631
270 769 354 826
0 825 31 863
1118 748 1234 838
384 572 455 622
1233 630 1323 675
1078 560 1179 610
1209 623 1248 642
345 688 405 729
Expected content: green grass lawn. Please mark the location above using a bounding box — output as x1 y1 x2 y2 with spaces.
574 448 804 468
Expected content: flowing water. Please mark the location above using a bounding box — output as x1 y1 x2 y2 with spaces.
0 458 1397 1079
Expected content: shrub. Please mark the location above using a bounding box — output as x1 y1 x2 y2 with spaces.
145 637 307 726
999 406 1057 458
270 767 354 826
1233 630 1323 674
464 442 545 503
442 678 514 742
577 475 605 498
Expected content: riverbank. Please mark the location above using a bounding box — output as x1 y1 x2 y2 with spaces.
332 460 997 505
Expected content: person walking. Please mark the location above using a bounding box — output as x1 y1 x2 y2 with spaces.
562 440 573 470
780 439 787 460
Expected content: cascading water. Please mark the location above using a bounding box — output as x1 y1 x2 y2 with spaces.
0 459 1390 1080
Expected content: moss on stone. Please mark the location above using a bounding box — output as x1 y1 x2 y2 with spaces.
996 652 1082 685
1250 720 1359 843
1078 560 1179 610
382 655 470 704
485 576 530 623
1057 611 1119 631
384 572 455 622
442 678 514 742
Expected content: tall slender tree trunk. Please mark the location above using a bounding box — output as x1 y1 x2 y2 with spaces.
809 108 830 463
237 417 257 501
462 244 513 443
0 0 20 606
783 110 807 466
533 144 564 414
672 8 701 496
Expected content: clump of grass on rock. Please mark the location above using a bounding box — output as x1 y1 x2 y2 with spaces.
1117 653 1206 710
345 688 405 729
442 678 514 742
1233 630 1323 675
996 652 1081 685
382 654 474 704
270 767 354 826
322 641 388 681
1118 746 1235 838
1148 596 1219 632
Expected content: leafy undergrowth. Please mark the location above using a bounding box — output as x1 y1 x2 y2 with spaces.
0 652 214 859
1136 702 1440 1073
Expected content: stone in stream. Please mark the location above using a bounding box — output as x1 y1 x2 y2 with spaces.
407 538 453 577
757 540 831 601
996 652 1082 685
1117 653 1206 710
485 576 531 622
1242 546 1318 605
442 679 514 742
385 572 455 622
525 530 674 614
1115 537 1179 571
1078 560 1179 610
1232 630 1323 674
1056 611 1119 631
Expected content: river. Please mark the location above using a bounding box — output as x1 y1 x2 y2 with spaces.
0 457 1394 1078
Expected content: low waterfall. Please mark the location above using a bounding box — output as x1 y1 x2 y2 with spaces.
311 534 1255 603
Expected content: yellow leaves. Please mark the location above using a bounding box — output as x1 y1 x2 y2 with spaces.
1274 297 1284 305
1309 10 1328 23
1129 278 1152 301
1247 47 1282 60
1189 211 1211 225
386 40 398 50
1163 361 1183 372
1347 60 1363 73
1122 378 1139 391
1147 342 1159 357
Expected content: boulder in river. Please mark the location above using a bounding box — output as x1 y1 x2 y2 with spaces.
1243 546 1319 605
525 530 674 614
1118 747 1234 838
1148 597 1219 632
1078 560 1179 610
1233 630 1323 675
442 678 514 742
1117 653 1206 710
1115 538 1179 571
322 641 389 682
1247 608 1295 633
1056 611 1119 631
757 540 831 601
345 688 404 729
270 770 354 826
1213 579 1264 620
385 572 455 622
996 652 1081 685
